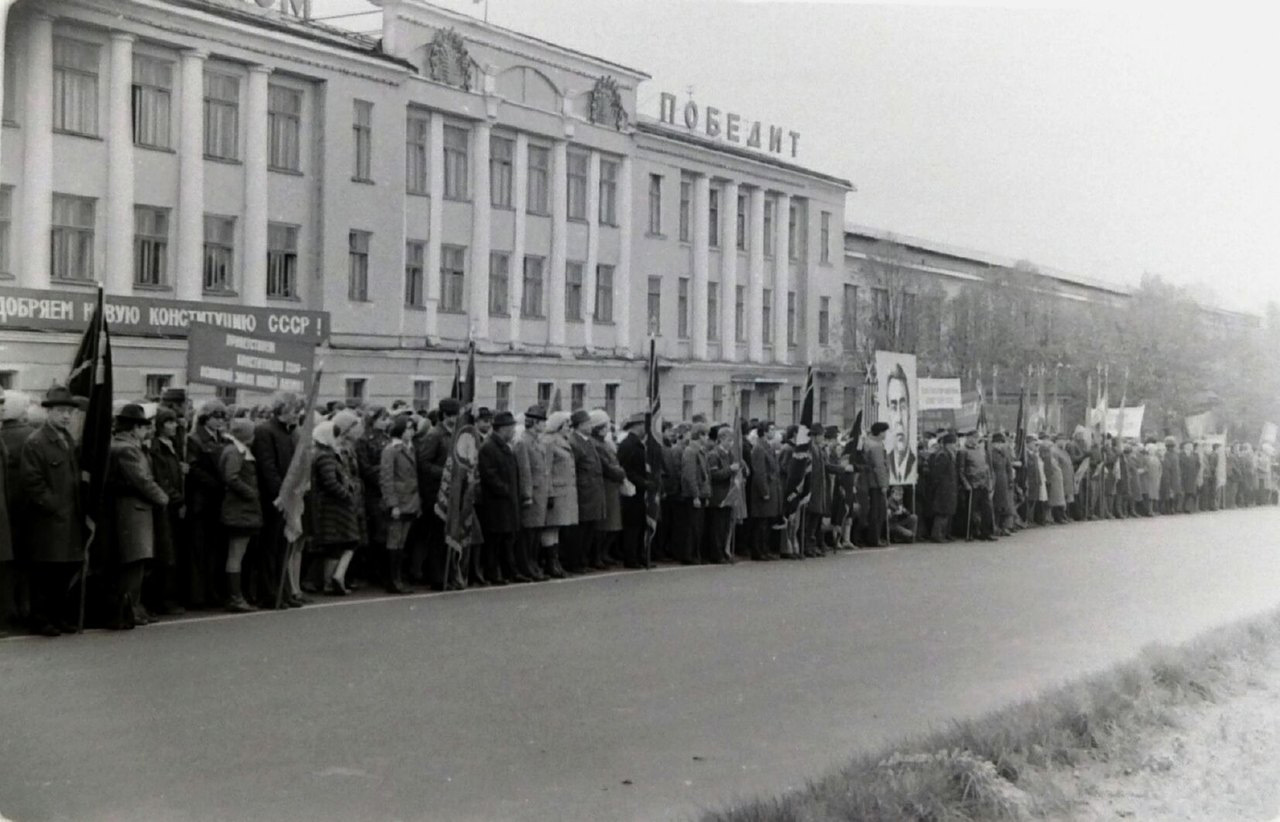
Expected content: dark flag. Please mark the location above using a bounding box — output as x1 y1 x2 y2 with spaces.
449 357 462 401
67 285 112 630
783 366 815 517
436 339 479 586
643 338 661 558
847 410 863 453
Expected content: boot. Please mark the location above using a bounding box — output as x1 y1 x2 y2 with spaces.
545 544 566 579
226 574 254 612
503 541 531 583
385 551 411 594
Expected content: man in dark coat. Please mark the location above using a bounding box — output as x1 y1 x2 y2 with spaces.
1180 441 1199 514
863 422 891 547
802 425 833 557
252 394 300 608
927 433 960 542
1160 438 1182 514
19 386 86 636
749 422 782 560
185 400 228 607
617 412 652 568
147 408 186 616
477 411 523 585
678 422 711 564
106 404 169 629
565 409 605 572
955 430 996 541
411 397 458 589
658 423 684 563
705 425 739 563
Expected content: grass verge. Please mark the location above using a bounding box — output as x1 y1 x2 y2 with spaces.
704 607 1280 822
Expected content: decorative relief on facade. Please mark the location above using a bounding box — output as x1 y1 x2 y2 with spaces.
426 28 472 90
588 75 628 130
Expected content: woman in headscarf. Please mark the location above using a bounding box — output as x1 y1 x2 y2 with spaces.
541 411 576 577
312 411 365 595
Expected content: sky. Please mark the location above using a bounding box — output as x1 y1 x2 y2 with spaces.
310 0 1280 313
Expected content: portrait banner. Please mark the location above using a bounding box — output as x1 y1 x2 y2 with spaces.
875 350 918 485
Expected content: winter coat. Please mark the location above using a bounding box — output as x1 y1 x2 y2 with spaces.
1 420 31 542
1256 453 1273 491
957 445 992 490
545 433 578 528
927 448 960 517
1180 452 1199 495
1161 448 1182 500
707 445 737 508
0 439 12 564
1125 452 1145 499
19 423 84 563
356 429 391 545
149 436 184 566
681 441 711 501
617 431 650 531
1144 452 1162 499
312 444 362 547
1041 447 1064 507
379 440 420 518
414 422 452 518
594 437 625 533
864 438 890 489
750 442 782 519
107 434 168 564
807 445 831 516
990 444 1014 516
478 434 521 535
661 443 683 497
1053 448 1075 503
219 441 262 531
515 433 550 529
252 418 295 518
571 431 606 523
186 427 226 521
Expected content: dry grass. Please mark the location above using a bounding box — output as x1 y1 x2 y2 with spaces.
704 608 1280 822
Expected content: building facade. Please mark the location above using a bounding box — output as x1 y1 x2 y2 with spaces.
0 0 852 428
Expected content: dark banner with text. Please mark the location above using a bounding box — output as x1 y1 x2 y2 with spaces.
0 285 328 343
187 323 317 396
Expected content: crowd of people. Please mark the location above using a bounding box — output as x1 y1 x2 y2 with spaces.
0 382 1276 638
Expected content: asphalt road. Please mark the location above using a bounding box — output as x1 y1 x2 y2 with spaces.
3 508 1280 822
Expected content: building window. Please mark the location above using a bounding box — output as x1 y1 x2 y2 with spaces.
144 374 172 401
527 145 549 213
763 199 774 256
765 388 777 421
735 285 745 342
405 240 425 307
570 382 586 412
736 192 747 250
522 256 545 318
566 151 588 220
762 288 773 344
791 386 800 423
0 186 11 275
647 276 662 334
203 72 239 160
788 201 801 261
599 159 618 225
787 290 797 346
739 389 752 420
51 194 95 282
712 385 724 421
843 283 858 352
595 264 614 323
131 55 172 149
406 112 429 194
133 206 168 287
537 382 553 409
266 85 301 172
818 386 829 424
490 135 513 207
352 100 373 181
707 282 719 341
682 385 694 420
443 125 469 200
440 245 466 311
495 380 512 413
679 179 691 242
677 277 690 339
267 223 298 299
820 211 832 264
873 287 890 324
708 188 720 248
203 214 235 293
564 261 583 321
413 379 432 413
53 38 99 137
348 230 370 301
648 174 662 234
489 251 509 316
215 386 237 405
818 296 830 345
604 383 618 421
345 378 366 403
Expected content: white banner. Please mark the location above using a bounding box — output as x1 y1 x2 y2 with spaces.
1105 405 1145 439
918 378 962 411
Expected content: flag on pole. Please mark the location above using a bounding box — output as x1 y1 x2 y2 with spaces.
975 375 988 438
275 366 324 543
642 338 661 558
783 366 815 517
449 357 462 401
1013 384 1026 464
68 285 113 544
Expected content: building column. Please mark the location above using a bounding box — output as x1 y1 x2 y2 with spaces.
773 193 791 365
548 138 568 347
615 153 633 354
720 180 740 363
20 13 54 289
106 33 136 296
470 120 491 340
241 64 270 307
510 132 528 345
176 49 207 302
747 186 765 363
425 112 444 339
583 150 600 349
804 201 821 364
690 173 710 360
0 2 11 182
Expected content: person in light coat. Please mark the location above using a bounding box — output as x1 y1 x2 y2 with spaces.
379 415 418 594
513 406 550 581
541 411 576 578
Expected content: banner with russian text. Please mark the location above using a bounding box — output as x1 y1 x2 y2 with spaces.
187 322 317 395
918 378 962 411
